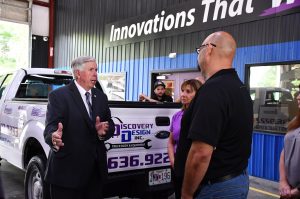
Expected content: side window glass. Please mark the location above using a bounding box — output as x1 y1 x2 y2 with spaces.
16 82 49 98
0 74 13 100
15 74 73 99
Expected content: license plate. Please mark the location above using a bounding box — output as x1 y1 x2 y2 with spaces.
148 168 171 186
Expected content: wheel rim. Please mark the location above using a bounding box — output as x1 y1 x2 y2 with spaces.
28 166 43 199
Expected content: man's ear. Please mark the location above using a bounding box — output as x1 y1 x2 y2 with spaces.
75 70 80 79
205 45 214 62
206 45 214 56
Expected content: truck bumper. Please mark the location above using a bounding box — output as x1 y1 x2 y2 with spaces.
103 166 174 198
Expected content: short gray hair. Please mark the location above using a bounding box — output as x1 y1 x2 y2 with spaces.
71 56 96 79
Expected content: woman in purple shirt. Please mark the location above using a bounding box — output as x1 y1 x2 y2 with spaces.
168 79 202 199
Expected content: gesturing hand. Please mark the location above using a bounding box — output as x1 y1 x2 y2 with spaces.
95 116 109 139
52 122 64 151
139 93 147 101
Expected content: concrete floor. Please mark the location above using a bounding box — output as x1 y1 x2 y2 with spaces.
0 159 280 199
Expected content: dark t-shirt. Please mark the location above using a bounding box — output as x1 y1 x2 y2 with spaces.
153 94 173 102
174 69 253 180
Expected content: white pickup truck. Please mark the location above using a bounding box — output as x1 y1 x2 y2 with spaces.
0 68 180 199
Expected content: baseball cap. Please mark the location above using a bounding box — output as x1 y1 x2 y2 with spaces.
154 81 166 89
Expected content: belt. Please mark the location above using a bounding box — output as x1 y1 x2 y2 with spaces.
201 170 246 185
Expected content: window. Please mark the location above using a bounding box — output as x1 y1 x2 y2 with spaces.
0 20 30 74
0 74 13 99
15 75 73 99
98 72 126 101
247 62 300 133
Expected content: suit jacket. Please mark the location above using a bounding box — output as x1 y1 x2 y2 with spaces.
44 81 115 188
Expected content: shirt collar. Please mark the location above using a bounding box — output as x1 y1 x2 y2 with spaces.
207 68 236 82
74 80 91 96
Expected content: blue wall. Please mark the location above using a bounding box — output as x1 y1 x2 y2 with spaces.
100 40 300 102
249 132 284 181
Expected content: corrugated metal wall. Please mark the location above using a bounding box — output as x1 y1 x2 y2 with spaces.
54 0 107 64
249 132 284 181
54 0 300 181
54 0 300 101
54 0 193 68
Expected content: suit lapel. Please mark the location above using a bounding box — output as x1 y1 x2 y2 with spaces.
68 81 94 130
91 88 97 120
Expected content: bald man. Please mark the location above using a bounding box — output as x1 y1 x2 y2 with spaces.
174 31 253 199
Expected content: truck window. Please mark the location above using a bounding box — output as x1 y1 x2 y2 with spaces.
0 74 13 100
15 74 73 99
247 63 300 134
265 90 293 105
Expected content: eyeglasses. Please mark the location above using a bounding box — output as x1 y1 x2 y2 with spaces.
195 43 217 54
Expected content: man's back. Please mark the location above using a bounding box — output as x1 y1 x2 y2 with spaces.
180 31 251 199
188 69 253 179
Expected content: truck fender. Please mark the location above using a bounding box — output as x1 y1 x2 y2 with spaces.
20 120 50 167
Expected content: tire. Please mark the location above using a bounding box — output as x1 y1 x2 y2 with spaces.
24 155 50 199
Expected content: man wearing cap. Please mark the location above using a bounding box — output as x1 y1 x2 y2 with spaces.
139 80 173 102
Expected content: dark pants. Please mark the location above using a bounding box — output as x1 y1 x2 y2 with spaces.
50 167 103 199
172 169 183 199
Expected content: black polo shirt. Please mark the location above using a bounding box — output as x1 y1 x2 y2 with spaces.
174 69 253 180
153 94 173 102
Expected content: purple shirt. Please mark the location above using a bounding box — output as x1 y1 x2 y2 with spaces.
169 110 184 152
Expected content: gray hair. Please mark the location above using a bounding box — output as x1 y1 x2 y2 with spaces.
71 56 96 79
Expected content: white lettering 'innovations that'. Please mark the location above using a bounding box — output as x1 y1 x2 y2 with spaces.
202 0 254 22
109 8 196 42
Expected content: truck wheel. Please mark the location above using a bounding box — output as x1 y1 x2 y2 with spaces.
25 155 50 199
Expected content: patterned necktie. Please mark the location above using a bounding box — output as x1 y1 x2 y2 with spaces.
85 92 93 120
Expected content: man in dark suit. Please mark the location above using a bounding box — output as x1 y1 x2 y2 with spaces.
44 56 115 199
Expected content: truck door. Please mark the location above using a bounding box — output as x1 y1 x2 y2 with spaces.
0 74 20 165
